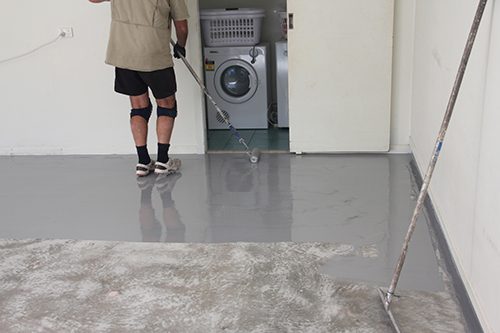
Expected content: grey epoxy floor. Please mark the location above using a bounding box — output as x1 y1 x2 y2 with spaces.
0 153 444 293
207 128 290 151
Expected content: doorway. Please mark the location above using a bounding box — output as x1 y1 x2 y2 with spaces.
197 0 290 152
197 0 394 154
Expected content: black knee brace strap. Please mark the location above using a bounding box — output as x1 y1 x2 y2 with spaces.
130 103 153 122
157 103 178 118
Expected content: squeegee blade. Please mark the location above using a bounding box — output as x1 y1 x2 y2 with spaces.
378 288 402 333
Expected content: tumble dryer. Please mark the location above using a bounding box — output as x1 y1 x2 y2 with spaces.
204 45 269 129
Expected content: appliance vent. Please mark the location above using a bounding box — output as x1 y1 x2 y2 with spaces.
216 110 230 124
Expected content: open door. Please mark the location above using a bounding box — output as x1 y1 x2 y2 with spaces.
287 0 394 152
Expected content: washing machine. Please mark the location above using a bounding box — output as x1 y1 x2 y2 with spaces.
204 44 269 129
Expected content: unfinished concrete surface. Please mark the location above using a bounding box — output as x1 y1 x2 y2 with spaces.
0 240 465 333
0 154 467 332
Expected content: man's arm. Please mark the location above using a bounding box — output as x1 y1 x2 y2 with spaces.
173 20 188 47
173 20 188 59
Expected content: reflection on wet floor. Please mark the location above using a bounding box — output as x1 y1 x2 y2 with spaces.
0 153 444 291
138 173 185 243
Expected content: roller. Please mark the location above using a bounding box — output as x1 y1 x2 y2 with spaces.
249 148 261 164
170 40 261 164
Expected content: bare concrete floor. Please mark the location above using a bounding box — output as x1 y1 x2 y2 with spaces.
0 154 466 332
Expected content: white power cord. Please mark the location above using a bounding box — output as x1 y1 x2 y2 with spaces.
0 31 65 65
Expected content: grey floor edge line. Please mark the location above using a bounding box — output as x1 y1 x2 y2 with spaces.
409 157 483 333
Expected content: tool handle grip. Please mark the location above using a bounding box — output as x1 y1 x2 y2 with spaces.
170 40 204 89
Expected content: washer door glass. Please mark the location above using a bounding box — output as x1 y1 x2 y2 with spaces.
221 66 250 98
215 59 258 104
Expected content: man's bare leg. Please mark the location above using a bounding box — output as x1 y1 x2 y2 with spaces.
130 93 151 147
154 95 180 173
156 95 176 145
130 93 154 176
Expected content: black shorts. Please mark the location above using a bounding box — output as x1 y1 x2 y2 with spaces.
114 67 177 99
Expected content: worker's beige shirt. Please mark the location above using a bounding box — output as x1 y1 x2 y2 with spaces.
106 0 189 72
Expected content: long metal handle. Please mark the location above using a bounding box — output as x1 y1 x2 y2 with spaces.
169 40 233 128
169 41 209 101
383 0 488 309
170 40 251 151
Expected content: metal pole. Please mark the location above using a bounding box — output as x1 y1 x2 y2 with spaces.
382 0 488 309
170 40 261 163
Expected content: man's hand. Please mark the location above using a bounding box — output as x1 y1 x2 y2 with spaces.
173 42 186 59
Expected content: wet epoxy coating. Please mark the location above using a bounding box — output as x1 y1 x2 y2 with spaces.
0 154 443 292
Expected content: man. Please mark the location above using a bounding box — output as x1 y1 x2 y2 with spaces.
89 0 189 177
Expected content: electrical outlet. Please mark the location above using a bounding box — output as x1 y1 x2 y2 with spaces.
59 27 74 38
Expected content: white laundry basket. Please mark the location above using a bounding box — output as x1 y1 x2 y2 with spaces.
200 8 266 47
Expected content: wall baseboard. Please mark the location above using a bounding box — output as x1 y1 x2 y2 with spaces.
0 144 205 156
389 144 411 154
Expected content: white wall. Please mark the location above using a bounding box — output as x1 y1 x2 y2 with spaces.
409 0 499 331
0 0 205 155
